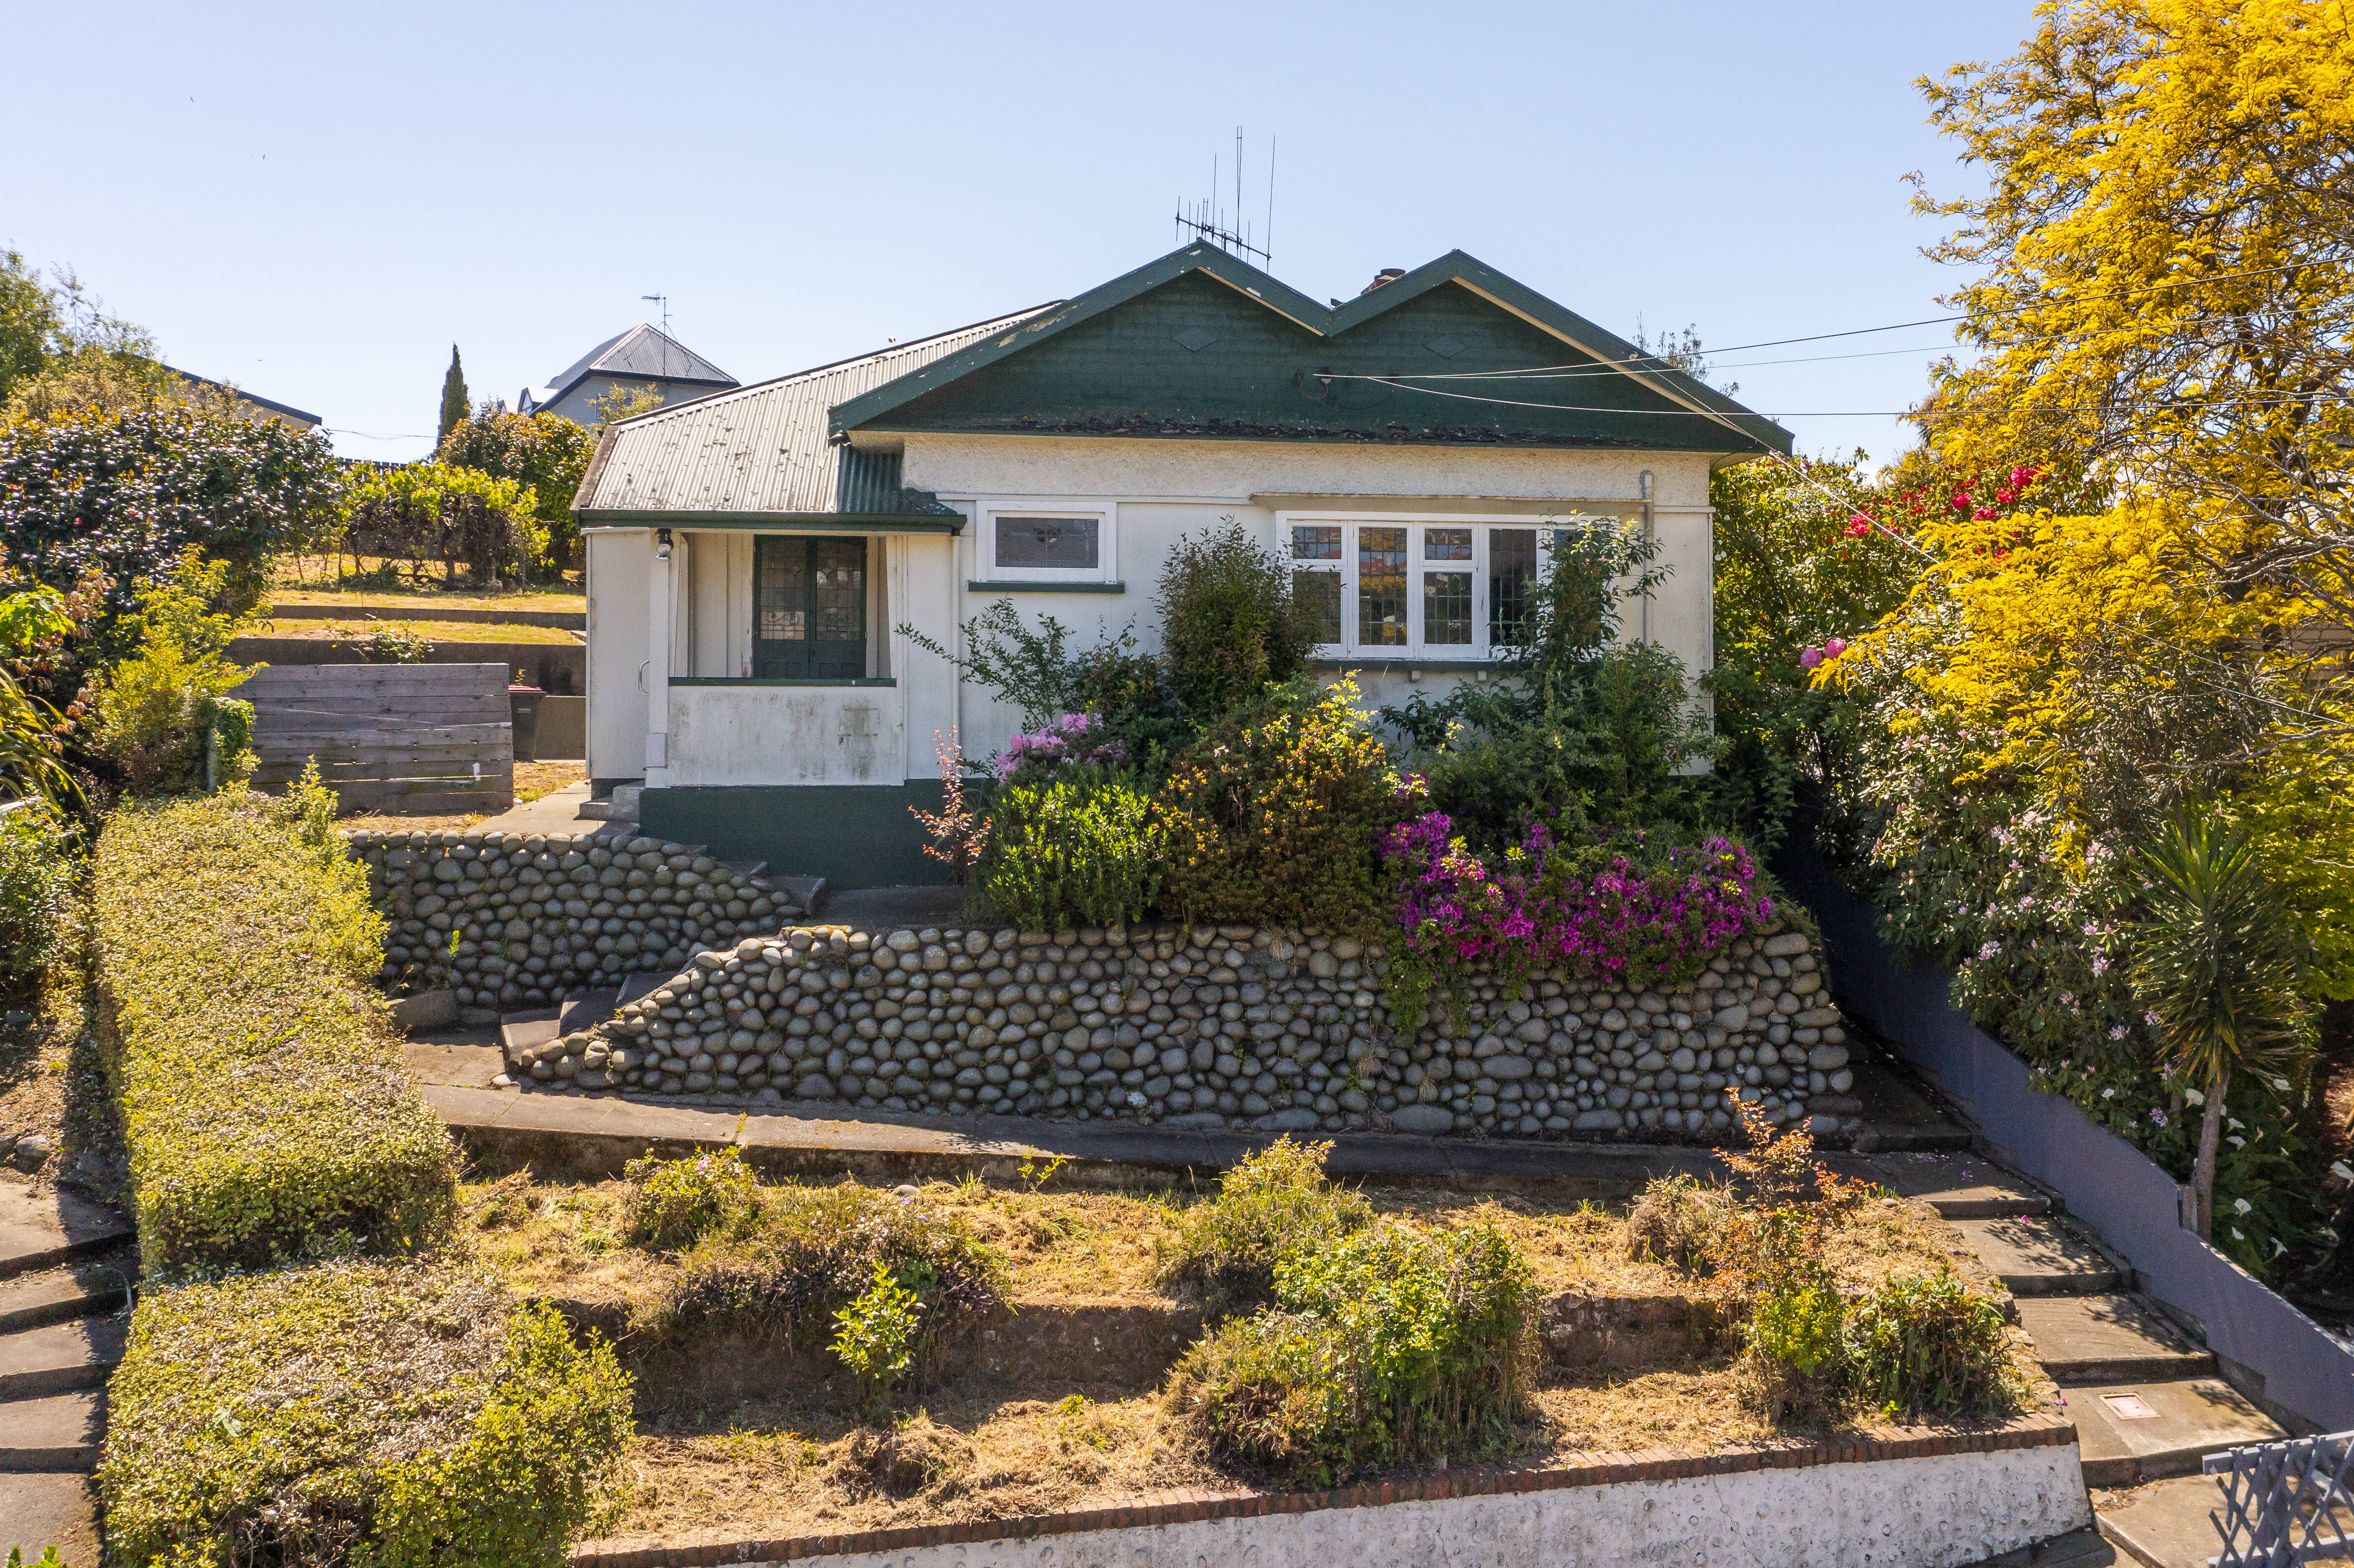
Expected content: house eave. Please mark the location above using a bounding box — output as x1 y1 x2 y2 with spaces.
574 509 965 534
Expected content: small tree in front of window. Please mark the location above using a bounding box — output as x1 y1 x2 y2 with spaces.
1155 517 1324 719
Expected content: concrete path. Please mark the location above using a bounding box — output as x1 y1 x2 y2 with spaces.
471 781 625 838
0 1176 132 1560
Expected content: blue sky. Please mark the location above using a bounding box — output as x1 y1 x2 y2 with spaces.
4 0 2032 466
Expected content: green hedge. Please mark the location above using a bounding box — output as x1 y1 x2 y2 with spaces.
91 786 458 1272
100 1257 632 1568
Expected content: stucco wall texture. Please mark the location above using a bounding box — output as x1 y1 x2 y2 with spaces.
771 1445 2091 1568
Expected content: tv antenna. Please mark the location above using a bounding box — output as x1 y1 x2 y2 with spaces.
1175 127 1273 267
642 294 670 378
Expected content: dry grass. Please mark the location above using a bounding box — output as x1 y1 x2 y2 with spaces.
513 760 586 803
465 1171 1969 1316
257 615 583 644
473 1166 2035 1550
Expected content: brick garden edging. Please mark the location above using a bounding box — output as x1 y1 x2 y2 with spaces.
569 1413 2080 1568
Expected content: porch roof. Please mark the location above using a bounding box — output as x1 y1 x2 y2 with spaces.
572 307 1053 523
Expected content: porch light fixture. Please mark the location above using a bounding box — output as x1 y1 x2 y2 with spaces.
655 527 673 561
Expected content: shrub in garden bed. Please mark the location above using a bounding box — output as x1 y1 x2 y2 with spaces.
1158 679 1417 931
1166 1213 1538 1484
648 1172 1010 1390
976 763 1165 930
91 779 458 1272
1156 1137 1372 1318
100 1256 632 1568
0 801 74 1000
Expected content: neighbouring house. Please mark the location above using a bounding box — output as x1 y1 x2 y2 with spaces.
166 368 322 430
576 244 1790 883
519 323 738 425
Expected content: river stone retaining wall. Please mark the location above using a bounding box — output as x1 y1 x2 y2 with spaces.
349 829 791 1009
500 921 1862 1143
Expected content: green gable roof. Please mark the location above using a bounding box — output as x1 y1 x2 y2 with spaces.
830 245 1790 456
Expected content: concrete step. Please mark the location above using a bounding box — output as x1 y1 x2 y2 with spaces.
2071 1377 2285 1488
2099 1469 2354 1568
0 1259 131 1336
1857 1149 2054 1218
0 1390 103 1471
2019 1296 2216 1385
0 1472 100 1560
559 987 621 1034
0 1316 129 1402
1948 1214 2122 1295
0 1183 133 1281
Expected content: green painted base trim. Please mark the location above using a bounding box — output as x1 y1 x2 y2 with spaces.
668 677 897 687
638 784 952 889
967 580 1127 594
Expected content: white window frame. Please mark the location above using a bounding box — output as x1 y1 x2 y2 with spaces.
1276 510 1625 659
975 499 1118 585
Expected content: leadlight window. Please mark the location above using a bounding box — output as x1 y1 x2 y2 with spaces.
1283 520 1605 658
995 515 1098 570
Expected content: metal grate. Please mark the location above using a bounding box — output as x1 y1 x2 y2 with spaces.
2207 1431 2354 1566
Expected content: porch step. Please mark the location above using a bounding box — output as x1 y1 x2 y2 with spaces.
2017 1296 2215 1384
0 1390 103 1471
2071 1377 2284 1489
558 988 621 1035
0 1317 127 1402
1947 1215 2122 1295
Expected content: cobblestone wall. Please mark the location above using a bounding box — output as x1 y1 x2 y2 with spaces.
350 829 789 1010
510 921 1863 1143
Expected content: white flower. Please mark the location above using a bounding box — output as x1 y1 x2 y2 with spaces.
2331 1161 2354 1182
2101 1087 2116 1099
2227 1117 2244 1131
2144 1011 2161 1027
2272 1238 2288 1257
2185 1088 2205 1106
2231 1227 2246 1241
2270 1077 2291 1094
2233 1198 2252 1214
2228 1136 2246 1148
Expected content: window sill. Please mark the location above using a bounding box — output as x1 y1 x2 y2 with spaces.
1311 655 1508 672
967 580 1127 594
669 677 897 687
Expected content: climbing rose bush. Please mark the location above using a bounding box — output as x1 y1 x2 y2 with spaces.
1383 815 1775 1022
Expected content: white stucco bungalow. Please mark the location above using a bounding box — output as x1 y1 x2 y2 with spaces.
574 245 1790 883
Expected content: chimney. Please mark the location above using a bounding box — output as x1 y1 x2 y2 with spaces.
1360 267 1407 296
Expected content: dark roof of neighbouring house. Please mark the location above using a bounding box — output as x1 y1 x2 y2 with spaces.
165 368 322 426
535 324 738 410
572 308 1053 519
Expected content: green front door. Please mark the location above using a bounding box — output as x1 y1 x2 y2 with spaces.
754 536 867 679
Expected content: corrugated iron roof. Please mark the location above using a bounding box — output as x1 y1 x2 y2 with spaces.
575 308 1052 516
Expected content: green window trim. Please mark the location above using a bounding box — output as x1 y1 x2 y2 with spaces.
669 677 898 688
965 580 1128 594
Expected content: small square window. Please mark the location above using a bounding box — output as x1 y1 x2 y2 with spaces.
1424 527 1472 561
995 516 1099 570
1291 524 1342 561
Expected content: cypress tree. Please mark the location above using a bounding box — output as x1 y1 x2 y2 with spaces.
438 344 469 442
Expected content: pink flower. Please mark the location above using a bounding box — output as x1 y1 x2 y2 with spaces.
1823 637 1847 658
1799 647 1823 670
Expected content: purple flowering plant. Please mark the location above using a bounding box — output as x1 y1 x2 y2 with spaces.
994 712 1129 784
1381 810 1775 1030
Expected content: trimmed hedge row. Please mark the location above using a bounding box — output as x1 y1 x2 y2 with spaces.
91 786 459 1272
101 1258 632 1567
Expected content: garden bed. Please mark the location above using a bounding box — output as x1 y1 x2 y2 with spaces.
460 1167 2039 1548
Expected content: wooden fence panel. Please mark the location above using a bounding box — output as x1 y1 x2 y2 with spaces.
233 663 515 816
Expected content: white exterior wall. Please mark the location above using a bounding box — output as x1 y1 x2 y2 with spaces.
586 437 1726 787
584 528 650 780
899 433 1718 769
